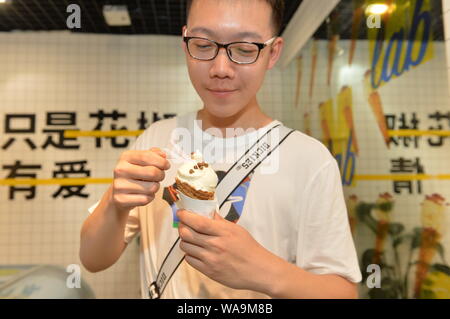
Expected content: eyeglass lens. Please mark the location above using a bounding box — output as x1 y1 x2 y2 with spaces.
188 38 260 64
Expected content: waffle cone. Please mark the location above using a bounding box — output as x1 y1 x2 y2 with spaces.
175 178 215 200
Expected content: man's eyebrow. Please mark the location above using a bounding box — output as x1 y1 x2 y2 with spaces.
189 27 263 41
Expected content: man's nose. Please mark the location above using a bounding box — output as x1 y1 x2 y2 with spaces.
209 47 235 79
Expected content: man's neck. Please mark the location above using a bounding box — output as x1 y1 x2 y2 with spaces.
196 99 273 137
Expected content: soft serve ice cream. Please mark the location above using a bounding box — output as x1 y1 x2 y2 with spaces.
175 151 218 200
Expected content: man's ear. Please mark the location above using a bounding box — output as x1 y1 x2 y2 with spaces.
181 25 187 51
267 37 284 70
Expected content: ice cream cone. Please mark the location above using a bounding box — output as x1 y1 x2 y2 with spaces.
309 40 317 100
414 227 441 298
372 193 394 265
303 111 311 136
176 177 214 200
343 105 359 155
174 151 219 216
349 6 363 66
364 70 390 148
327 34 339 86
414 194 447 298
368 92 390 148
340 86 359 155
176 191 218 220
373 221 389 265
319 102 331 144
363 69 375 96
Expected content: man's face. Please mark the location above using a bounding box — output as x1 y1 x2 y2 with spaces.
182 0 284 119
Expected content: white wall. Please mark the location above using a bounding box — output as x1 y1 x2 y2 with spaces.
0 31 289 298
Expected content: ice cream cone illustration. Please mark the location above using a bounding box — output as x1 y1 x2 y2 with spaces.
319 100 334 150
327 34 339 86
319 102 331 145
347 195 359 235
414 194 447 298
294 55 303 108
372 193 394 265
326 9 340 86
340 86 359 155
348 1 364 66
364 70 390 148
343 105 359 155
308 40 317 101
303 111 311 136
363 69 375 96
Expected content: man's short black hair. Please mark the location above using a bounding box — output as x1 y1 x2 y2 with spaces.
186 0 285 36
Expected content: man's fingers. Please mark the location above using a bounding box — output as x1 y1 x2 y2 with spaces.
120 162 166 182
177 210 221 236
179 240 206 261
149 147 167 159
115 179 160 195
178 222 212 247
127 150 171 170
184 254 207 274
113 193 154 208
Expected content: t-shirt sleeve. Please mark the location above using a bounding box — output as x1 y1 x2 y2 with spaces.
297 159 362 283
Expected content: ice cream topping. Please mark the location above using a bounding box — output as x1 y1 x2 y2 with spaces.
176 151 218 193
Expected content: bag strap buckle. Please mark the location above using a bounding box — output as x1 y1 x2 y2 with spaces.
149 281 160 299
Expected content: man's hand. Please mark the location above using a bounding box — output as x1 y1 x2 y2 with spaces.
112 147 171 213
177 209 272 292
177 209 359 298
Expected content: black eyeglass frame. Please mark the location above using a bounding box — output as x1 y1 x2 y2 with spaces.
182 36 277 65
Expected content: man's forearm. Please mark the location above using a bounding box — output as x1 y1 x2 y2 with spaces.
255 251 359 299
79 186 130 272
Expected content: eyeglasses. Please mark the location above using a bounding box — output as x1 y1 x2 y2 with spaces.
183 30 276 65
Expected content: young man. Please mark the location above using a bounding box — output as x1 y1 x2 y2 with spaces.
80 0 361 298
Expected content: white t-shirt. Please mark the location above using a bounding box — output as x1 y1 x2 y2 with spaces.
89 111 362 299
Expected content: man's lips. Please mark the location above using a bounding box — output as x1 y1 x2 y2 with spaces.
207 88 237 97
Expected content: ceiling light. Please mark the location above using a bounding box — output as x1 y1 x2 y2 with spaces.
103 5 131 26
365 4 389 15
